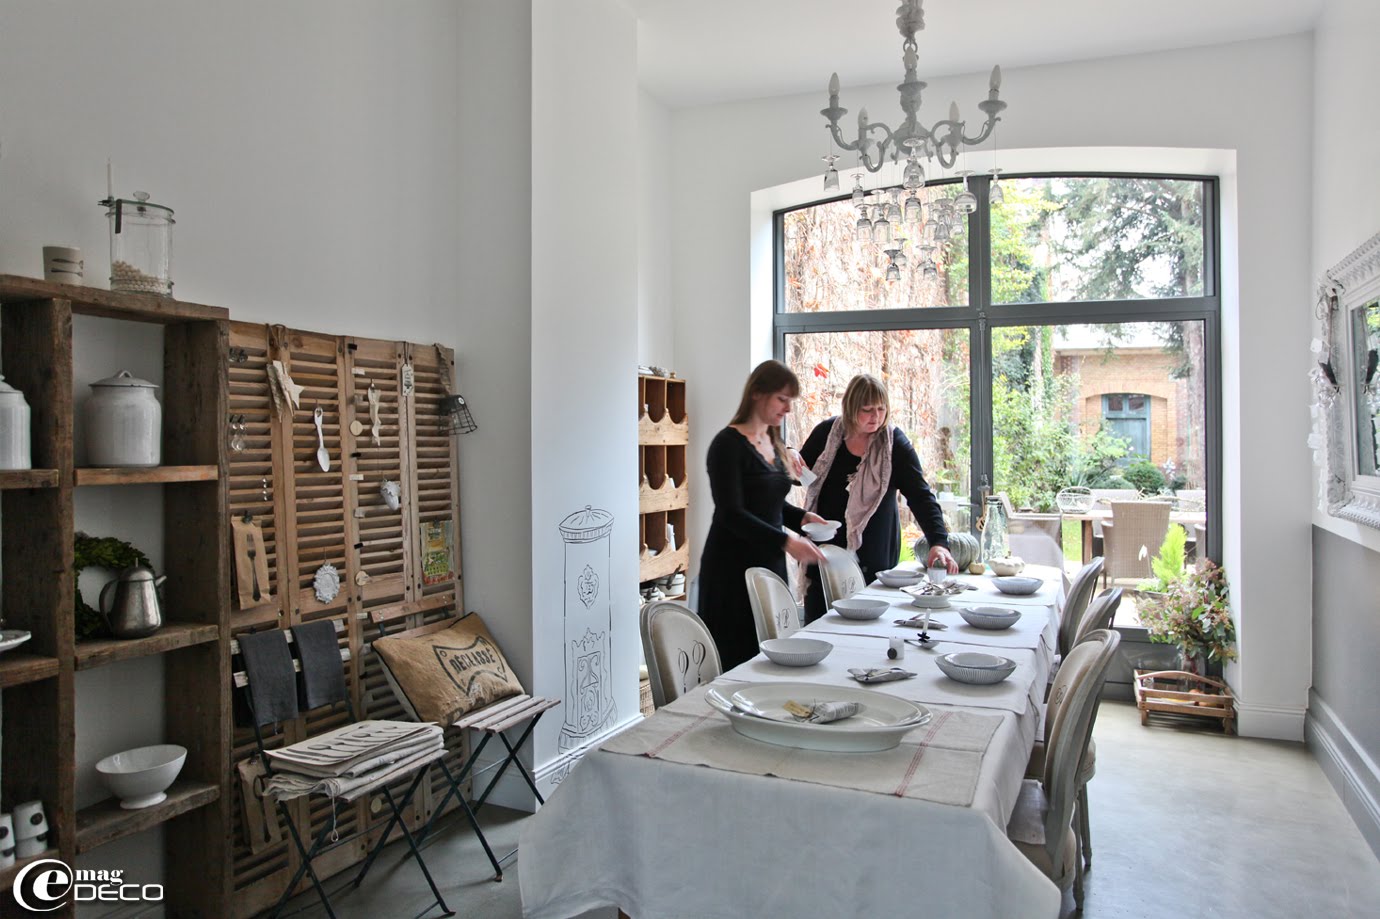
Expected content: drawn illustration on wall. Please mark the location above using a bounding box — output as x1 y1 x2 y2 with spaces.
556 505 617 755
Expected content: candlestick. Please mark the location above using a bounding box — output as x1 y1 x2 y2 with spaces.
107 159 113 200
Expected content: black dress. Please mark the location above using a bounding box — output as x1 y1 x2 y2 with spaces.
697 427 805 669
800 419 949 622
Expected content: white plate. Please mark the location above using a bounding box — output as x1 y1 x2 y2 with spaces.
801 520 842 542
0 629 32 653
705 682 931 752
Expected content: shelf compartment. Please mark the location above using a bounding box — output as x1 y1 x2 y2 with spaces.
0 274 228 324
75 465 220 486
0 651 60 689
0 469 60 489
0 847 60 890
75 622 219 671
75 780 219 854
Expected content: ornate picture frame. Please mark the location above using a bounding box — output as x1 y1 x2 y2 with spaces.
1311 230 1380 529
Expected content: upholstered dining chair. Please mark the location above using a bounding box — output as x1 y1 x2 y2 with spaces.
744 567 801 642
1074 587 1124 648
1057 557 1105 661
1009 628 1121 912
817 544 866 609
640 601 723 709
1101 500 1172 586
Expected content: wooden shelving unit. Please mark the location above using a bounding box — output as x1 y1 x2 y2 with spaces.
0 275 230 919
638 373 689 589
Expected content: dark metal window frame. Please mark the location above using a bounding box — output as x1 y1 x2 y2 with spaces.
773 172 1222 562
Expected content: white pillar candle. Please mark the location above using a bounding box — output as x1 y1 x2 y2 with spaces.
107 159 113 199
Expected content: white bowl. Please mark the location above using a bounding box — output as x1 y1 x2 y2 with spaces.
96 744 187 809
935 652 1017 685
0 629 32 653
907 593 952 610
760 637 833 667
830 598 890 620
958 606 1023 630
801 520 842 542
876 568 924 588
992 576 1042 596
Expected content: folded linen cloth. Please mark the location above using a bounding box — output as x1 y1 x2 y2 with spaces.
847 667 916 683
239 629 299 724
786 700 863 723
291 620 347 709
265 735 446 802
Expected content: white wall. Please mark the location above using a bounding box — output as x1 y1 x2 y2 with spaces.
528 0 641 791
670 34 1316 740
638 88 675 368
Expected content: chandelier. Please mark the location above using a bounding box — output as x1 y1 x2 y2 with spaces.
819 1 1008 281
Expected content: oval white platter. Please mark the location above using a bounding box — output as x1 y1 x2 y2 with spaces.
704 682 930 753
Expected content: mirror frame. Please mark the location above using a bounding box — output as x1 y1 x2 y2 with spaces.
1314 230 1380 529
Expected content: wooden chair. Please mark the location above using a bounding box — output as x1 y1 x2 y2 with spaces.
367 612 561 883
1101 500 1172 586
744 566 802 642
1008 628 1121 912
817 544 866 608
233 620 453 919
640 601 722 708
1057 557 1105 660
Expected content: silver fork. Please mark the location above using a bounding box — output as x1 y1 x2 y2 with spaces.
246 534 262 602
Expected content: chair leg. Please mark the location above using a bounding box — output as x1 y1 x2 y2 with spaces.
353 767 430 889
272 800 340 919
400 757 504 881
1078 783 1092 869
382 785 455 917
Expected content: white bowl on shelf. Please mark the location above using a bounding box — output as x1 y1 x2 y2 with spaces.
935 652 1017 685
830 598 889 621
760 637 833 667
0 629 32 653
96 744 187 809
876 568 924 588
801 520 842 542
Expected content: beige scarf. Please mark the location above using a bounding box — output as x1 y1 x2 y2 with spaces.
803 418 894 552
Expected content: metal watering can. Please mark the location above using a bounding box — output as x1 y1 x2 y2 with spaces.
99 564 167 638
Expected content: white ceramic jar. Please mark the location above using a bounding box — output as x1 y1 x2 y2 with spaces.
0 376 32 470
86 371 161 467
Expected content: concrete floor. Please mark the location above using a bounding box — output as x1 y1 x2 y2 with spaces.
300 701 1380 918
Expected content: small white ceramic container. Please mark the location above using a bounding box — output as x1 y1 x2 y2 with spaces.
830 598 890 620
936 651 1017 685
85 370 161 467
759 637 833 667
96 744 187 809
992 576 1042 596
0 812 14 868
877 567 924 588
42 245 84 285
958 606 1023 630
12 800 47 853
0 375 32 470
989 556 1026 576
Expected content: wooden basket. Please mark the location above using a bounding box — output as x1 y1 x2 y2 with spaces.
1133 669 1235 734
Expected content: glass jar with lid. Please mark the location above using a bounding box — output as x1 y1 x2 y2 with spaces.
100 191 174 296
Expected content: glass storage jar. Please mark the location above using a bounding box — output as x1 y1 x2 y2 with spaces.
979 494 1009 562
101 191 174 296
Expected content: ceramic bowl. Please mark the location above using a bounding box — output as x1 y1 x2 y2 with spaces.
830 598 890 620
760 637 833 667
801 520 842 542
958 606 1023 630
96 744 187 809
992 576 1043 596
907 593 952 610
988 556 1025 577
876 568 924 588
0 629 32 653
935 651 1017 685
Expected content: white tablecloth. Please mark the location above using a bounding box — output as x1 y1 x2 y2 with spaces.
518 572 1064 919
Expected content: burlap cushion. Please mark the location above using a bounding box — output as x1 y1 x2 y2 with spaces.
373 615 524 723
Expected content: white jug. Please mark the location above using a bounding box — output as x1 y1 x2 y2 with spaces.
85 371 161 467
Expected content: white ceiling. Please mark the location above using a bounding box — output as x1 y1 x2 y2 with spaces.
631 0 1324 108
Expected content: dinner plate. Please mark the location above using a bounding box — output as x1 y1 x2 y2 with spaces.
704 682 930 753
0 629 32 654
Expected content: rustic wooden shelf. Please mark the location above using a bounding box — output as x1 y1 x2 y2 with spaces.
0 847 61 889
0 469 60 489
75 781 220 854
75 465 220 486
0 274 228 324
75 623 219 671
0 651 59 689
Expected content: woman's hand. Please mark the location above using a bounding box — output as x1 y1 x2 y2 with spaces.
927 545 960 574
785 533 826 565
787 447 807 479
801 511 827 526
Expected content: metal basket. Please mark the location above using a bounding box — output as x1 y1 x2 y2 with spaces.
1055 486 1094 513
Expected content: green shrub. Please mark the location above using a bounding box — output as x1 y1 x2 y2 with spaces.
1123 461 1166 493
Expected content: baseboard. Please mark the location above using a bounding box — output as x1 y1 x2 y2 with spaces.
1307 692 1380 860
481 713 643 812
1233 697 1306 741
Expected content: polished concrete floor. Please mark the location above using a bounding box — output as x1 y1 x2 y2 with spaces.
300 702 1380 918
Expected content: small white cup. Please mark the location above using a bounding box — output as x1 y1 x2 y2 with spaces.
43 246 84 285
0 812 14 868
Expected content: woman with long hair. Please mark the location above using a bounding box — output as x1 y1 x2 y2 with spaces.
697 360 826 668
799 373 956 622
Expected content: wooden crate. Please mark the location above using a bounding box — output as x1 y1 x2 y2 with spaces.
1133 669 1235 734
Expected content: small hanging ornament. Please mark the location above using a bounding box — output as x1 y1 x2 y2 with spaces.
313 563 341 604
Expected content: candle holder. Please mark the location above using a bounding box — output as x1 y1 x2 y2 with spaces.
99 191 174 296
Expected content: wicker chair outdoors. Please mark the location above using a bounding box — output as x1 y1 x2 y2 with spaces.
1100 500 1171 586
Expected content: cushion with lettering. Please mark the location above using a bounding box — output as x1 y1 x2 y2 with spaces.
373 614 524 723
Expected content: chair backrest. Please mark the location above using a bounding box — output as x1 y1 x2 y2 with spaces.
1074 588 1123 647
1041 629 1120 857
640 601 723 708
1058 557 1104 657
232 619 350 737
1103 501 1172 582
818 544 866 608
744 567 800 642
1008 512 1064 570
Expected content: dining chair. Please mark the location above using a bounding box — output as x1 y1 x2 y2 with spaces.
1009 628 1121 912
640 601 723 708
817 544 866 609
1101 500 1172 586
1057 557 1105 660
744 566 802 642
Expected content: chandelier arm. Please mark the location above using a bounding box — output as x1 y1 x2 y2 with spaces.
959 115 1000 147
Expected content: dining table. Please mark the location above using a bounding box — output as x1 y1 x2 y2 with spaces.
518 564 1067 919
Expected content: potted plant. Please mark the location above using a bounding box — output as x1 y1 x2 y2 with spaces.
1138 558 1237 676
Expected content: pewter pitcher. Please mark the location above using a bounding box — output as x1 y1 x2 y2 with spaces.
99 564 167 638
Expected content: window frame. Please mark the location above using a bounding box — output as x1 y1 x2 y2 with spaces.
774 171 1222 563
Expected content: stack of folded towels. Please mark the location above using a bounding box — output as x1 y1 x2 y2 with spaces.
263 720 444 801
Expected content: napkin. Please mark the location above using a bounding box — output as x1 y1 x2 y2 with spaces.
847 667 916 684
786 700 863 723
892 617 948 630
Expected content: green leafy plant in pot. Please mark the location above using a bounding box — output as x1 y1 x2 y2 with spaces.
1138 558 1236 675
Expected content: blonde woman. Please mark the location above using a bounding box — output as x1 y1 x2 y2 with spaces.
799 373 956 622
698 360 826 668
